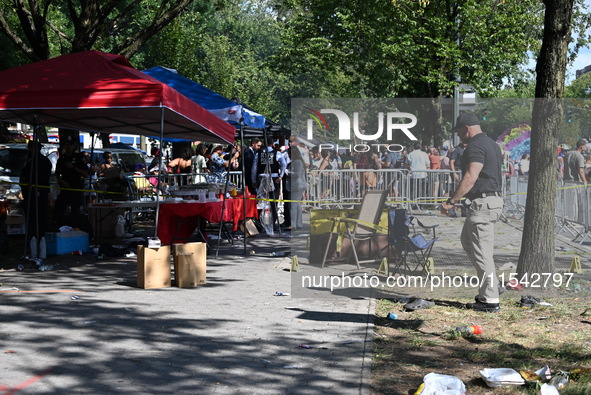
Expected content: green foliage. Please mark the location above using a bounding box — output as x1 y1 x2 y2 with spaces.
137 0 285 122
267 0 545 138
2 0 591 138
270 0 541 99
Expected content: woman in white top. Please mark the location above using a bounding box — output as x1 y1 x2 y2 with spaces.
192 143 208 184
519 154 530 175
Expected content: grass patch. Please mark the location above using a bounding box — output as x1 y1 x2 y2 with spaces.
372 295 591 394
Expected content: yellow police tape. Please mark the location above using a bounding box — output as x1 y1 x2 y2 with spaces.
0 179 585 205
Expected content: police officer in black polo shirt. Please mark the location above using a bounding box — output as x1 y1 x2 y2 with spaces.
442 113 504 312
55 140 87 224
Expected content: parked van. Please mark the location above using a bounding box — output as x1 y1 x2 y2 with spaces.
88 148 146 175
0 143 58 199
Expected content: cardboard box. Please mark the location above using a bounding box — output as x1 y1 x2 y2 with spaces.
173 242 206 288
137 245 171 289
6 223 25 235
5 215 25 225
46 231 90 255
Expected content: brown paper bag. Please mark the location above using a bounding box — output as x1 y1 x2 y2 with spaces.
137 245 171 289
173 242 207 288
240 218 259 238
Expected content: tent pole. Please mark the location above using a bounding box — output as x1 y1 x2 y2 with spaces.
240 120 247 255
262 127 281 235
23 125 40 256
216 160 230 259
154 106 164 238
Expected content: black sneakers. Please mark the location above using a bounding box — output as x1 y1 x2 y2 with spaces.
466 299 500 313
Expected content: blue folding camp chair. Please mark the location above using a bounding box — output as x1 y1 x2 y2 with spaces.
388 208 438 276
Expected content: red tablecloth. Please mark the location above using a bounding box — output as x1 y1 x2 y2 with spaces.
157 196 258 245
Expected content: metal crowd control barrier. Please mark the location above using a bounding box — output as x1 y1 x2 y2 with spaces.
307 169 409 208
305 169 591 244
306 168 465 211
92 171 244 202
503 175 527 220
406 169 460 210
90 167 591 245
557 180 590 243
138 171 244 191
503 175 591 245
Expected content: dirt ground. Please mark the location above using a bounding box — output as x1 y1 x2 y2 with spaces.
371 290 591 395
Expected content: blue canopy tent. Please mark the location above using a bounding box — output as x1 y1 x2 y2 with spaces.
143 67 266 133
143 67 281 255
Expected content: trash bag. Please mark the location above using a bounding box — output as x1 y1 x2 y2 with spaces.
257 174 275 194
260 203 274 236
538 383 560 395
416 373 466 395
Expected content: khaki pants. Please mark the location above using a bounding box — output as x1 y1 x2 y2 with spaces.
460 196 503 303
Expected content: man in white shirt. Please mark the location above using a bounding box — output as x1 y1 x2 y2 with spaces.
407 143 430 202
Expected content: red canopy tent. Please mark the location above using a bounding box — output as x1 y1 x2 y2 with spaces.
0 51 237 246
0 50 235 143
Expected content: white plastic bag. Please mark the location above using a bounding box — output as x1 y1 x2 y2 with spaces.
260 203 274 236
418 372 466 395
538 383 560 395
115 215 126 238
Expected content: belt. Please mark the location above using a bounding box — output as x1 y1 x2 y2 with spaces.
469 192 501 199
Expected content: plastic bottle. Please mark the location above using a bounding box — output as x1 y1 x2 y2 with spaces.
39 237 47 259
455 325 482 336
549 375 568 389
29 236 38 258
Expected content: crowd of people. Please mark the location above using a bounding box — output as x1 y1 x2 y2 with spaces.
290 140 466 204
25 132 548 239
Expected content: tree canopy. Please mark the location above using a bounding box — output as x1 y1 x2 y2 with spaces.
1 0 590 139
0 0 196 63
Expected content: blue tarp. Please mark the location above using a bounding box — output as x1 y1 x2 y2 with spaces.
143 67 266 130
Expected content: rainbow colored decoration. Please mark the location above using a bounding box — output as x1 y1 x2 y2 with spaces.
496 123 531 160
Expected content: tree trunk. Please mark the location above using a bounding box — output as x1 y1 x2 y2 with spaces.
430 98 444 148
517 0 573 280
